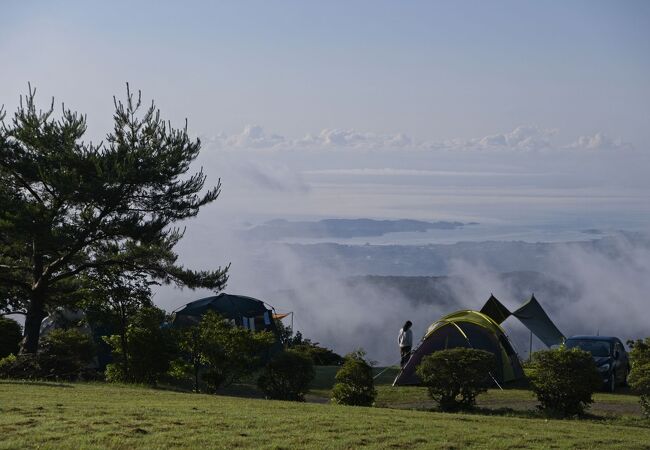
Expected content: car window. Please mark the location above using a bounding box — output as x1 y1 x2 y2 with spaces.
566 340 611 357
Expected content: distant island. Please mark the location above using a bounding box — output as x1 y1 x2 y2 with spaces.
242 218 468 240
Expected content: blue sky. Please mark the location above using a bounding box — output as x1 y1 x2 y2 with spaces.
2 1 649 141
2 1 649 226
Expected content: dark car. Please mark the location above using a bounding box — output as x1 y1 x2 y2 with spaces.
565 336 630 392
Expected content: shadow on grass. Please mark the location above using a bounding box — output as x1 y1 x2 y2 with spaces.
0 379 74 388
154 381 267 400
392 402 650 428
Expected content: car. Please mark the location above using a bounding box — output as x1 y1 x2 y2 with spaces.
564 335 630 392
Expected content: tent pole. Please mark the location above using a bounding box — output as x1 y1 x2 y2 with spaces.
450 322 504 391
529 330 533 362
373 362 401 380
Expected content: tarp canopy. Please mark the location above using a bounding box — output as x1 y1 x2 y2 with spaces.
479 294 511 325
511 295 564 347
480 294 565 347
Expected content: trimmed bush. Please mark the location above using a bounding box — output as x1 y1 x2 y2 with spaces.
257 350 314 401
528 346 601 417
331 350 376 407
416 348 495 411
0 317 22 358
628 337 650 418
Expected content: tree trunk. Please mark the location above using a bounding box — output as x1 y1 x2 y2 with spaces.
20 293 46 354
193 356 200 393
117 304 130 379
119 327 130 379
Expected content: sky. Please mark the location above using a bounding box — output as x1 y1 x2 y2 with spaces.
1 1 649 142
2 1 649 228
3 2 650 355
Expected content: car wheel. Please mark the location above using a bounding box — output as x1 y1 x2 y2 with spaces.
607 371 616 392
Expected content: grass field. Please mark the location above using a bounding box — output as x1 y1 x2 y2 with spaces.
1 372 649 449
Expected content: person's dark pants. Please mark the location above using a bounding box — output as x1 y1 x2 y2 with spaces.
400 346 412 368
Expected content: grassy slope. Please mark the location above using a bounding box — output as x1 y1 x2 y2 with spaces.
314 367 643 417
1 381 649 449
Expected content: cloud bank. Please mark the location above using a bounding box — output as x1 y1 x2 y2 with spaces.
203 125 634 153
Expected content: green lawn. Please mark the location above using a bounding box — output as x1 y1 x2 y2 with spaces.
1 380 649 449
313 366 644 418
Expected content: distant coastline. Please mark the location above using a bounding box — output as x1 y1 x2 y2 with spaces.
242 218 469 240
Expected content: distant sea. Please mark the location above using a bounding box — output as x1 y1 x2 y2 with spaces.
275 222 614 246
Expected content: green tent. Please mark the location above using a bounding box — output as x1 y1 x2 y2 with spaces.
393 309 524 386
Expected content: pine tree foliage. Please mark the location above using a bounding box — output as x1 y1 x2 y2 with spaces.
0 85 228 353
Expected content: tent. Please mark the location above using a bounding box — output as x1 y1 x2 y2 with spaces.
172 293 285 362
173 293 277 330
393 294 564 386
172 293 284 356
172 293 280 337
393 309 524 385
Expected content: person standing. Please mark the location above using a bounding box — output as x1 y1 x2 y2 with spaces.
398 320 413 368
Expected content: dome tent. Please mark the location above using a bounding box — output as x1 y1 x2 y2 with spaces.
393 309 524 386
172 293 278 333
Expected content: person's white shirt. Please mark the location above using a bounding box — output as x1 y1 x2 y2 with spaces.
398 327 413 347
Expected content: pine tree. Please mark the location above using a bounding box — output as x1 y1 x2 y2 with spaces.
0 85 228 353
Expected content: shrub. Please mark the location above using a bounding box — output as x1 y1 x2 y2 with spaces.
628 337 650 418
257 350 314 401
331 350 376 406
0 354 41 379
104 306 175 385
38 329 96 380
175 311 276 392
288 331 344 365
528 346 601 417
0 354 18 377
0 328 95 381
0 317 22 358
202 370 228 393
416 348 495 411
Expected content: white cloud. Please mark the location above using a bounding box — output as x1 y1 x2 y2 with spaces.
568 132 633 151
205 125 287 149
297 129 413 149
204 125 413 151
204 124 633 153
425 126 557 152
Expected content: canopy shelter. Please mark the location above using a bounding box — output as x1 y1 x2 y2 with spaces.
393 310 524 385
480 294 564 347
